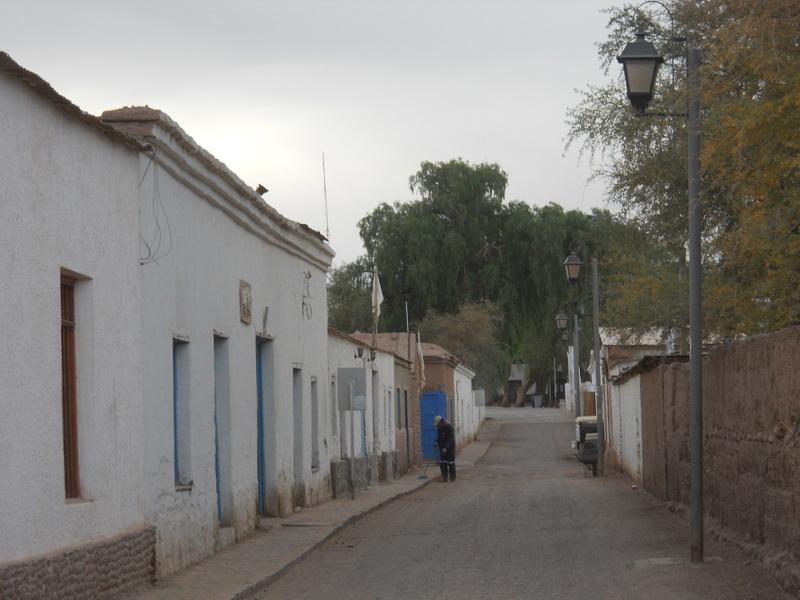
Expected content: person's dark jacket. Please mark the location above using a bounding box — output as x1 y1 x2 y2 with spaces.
437 421 456 453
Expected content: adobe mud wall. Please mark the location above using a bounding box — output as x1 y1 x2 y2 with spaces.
641 326 800 565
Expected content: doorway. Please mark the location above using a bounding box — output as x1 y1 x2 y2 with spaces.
214 336 232 526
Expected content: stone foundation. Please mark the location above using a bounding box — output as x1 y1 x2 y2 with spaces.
330 458 349 498
0 526 155 600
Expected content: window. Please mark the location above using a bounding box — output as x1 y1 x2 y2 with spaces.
293 368 304 484
330 377 338 439
404 390 409 432
173 339 191 488
396 387 402 429
214 336 232 522
311 377 320 470
61 277 79 498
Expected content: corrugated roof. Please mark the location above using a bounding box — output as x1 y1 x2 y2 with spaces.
350 332 471 368
610 354 689 386
600 327 666 347
328 326 370 348
0 52 148 153
350 332 413 364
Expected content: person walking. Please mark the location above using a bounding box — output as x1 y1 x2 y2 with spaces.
434 415 456 482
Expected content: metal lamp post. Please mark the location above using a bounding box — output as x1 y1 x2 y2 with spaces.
561 253 584 418
560 254 606 475
617 25 704 562
554 310 579 416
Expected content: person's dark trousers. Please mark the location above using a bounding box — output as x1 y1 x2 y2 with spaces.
439 448 451 481
440 448 456 481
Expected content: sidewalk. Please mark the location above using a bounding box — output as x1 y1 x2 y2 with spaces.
130 420 499 600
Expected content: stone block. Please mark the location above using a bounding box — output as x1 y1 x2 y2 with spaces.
0 526 155 600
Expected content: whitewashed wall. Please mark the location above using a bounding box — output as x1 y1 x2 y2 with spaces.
105 110 334 576
453 365 480 446
0 74 145 561
327 334 395 461
610 376 642 484
565 346 576 414
328 335 371 459
371 350 396 456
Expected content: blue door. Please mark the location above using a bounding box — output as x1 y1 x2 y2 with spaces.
420 391 447 460
256 342 266 515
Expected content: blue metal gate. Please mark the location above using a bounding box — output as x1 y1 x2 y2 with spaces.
420 391 447 460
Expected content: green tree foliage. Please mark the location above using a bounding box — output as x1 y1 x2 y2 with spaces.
417 301 506 393
568 0 800 337
331 159 648 392
566 3 696 339
698 0 800 334
327 257 373 333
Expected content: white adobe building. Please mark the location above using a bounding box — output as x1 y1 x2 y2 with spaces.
102 107 335 576
327 328 397 492
589 328 668 485
0 53 154 597
0 50 337 595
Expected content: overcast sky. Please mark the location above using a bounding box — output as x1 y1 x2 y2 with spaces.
3 0 626 264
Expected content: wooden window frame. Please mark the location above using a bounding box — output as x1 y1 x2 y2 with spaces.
61 276 80 499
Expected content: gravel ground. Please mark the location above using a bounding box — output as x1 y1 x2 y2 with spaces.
257 407 791 600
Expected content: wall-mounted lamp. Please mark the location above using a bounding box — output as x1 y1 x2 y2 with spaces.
354 347 364 359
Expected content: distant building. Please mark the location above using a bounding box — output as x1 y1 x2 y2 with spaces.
351 332 422 467
420 342 483 448
589 328 669 482
327 328 399 495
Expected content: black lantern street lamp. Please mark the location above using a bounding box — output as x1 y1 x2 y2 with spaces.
555 312 569 331
563 252 583 285
616 4 705 563
616 32 663 114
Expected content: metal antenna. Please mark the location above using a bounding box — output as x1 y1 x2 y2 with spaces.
322 152 330 239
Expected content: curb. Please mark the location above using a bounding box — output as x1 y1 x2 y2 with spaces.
233 476 435 600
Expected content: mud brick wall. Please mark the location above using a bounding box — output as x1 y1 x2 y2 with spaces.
640 365 669 501
642 327 800 560
0 526 155 600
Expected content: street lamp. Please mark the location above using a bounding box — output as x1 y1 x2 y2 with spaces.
617 32 663 114
617 10 705 563
562 255 583 417
560 251 607 476
563 252 583 285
